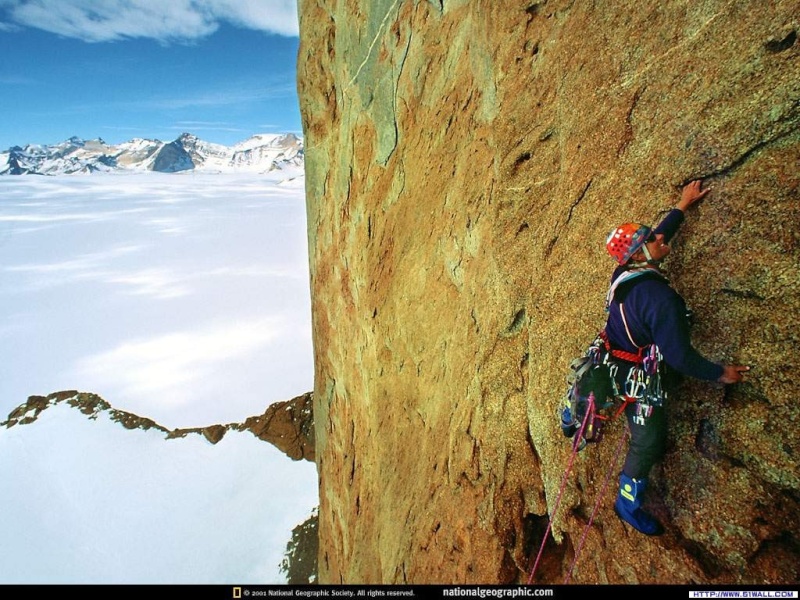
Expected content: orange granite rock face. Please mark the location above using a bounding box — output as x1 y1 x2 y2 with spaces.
297 0 799 585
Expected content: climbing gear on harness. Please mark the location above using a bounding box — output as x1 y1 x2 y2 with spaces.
560 341 620 452
606 223 654 265
613 474 664 536
559 306 668 452
560 307 667 445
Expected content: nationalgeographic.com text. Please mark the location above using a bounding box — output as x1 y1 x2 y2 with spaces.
442 588 553 598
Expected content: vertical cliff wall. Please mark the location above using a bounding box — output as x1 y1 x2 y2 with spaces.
297 0 799 585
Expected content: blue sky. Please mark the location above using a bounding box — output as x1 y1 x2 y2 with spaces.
0 0 301 149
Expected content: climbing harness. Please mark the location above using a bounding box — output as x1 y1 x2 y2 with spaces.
560 325 652 452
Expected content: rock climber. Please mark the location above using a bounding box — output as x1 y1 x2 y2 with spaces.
603 179 750 536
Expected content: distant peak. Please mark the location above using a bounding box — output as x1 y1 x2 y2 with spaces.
1 132 305 176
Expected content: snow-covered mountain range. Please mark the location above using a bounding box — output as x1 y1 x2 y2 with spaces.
0 132 304 175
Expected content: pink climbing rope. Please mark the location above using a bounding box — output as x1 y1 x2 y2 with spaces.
526 393 596 584
563 423 629 583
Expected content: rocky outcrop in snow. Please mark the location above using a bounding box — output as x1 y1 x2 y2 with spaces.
2 390 315 461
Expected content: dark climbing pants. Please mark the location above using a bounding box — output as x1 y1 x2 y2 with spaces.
622 401 667 480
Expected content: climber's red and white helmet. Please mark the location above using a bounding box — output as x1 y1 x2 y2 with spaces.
606 222 653 265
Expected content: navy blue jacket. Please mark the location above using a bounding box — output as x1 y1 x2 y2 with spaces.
605 209 723 381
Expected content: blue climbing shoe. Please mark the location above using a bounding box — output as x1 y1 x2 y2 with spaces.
614 474 664 536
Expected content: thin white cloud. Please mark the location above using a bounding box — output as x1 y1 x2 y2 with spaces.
176 120 236 127
0 0 298 42
104 268 191 299
0 74 37 85
74 317 283 402
0 211 114 223
199 0 298 36
5 249 301 298
139 82 298 111
5 244 143 274
0 403 319 583
168 125 246 133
